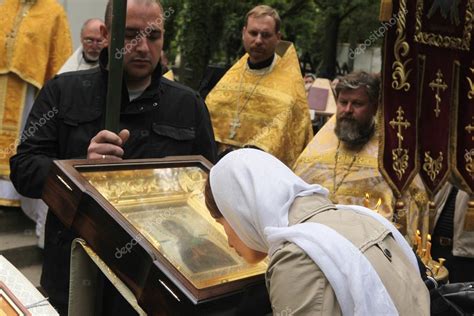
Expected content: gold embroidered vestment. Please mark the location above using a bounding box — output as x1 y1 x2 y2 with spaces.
206 43 313 167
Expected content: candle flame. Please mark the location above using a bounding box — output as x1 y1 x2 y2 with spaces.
363 193 370 208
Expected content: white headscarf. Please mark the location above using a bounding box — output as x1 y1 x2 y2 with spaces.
210 149 417 316
210 148 329 252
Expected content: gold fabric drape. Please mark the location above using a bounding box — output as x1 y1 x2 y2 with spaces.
0 0 73 89
0 0 72 205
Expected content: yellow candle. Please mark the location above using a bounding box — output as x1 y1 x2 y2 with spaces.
425 234 432 262
416 230 422 255
364 193 370 208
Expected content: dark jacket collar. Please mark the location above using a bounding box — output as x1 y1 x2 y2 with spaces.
247 54 275 70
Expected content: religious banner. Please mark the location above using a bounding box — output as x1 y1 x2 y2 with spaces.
452 3 474 231
380 0 420 207
416 0 474 232
414 0 472 197
381 0 474 232
456 64 474 192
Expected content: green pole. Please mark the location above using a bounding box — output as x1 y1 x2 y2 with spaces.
105 0 127 133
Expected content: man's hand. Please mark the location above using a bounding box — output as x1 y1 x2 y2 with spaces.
87 129 130 160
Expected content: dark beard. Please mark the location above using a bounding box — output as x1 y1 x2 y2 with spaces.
334 117 375 147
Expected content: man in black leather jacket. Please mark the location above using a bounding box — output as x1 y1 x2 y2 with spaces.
10 0 216 313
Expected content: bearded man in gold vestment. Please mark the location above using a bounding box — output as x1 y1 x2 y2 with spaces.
293 72 428 242
0 0 72 208
206 5 313 167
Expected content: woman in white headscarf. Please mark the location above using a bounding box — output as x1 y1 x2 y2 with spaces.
205 149 430 316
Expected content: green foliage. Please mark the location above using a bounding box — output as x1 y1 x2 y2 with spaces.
162 0 381 86
161 0 184 60
339 1 381 44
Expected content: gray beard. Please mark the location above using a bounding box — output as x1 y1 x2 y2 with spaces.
334 117 375 147
83 52 100 63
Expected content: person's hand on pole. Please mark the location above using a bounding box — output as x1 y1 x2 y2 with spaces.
87 129 130 160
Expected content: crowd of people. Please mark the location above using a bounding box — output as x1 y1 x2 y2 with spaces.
1 0 473 315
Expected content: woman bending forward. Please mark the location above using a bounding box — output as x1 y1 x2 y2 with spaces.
205 149 430 316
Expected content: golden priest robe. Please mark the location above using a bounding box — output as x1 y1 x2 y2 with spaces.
0 0 72 206
293 116 429 242
205 43 313 167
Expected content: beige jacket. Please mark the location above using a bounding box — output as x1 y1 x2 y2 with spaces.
433 182 474 258
266 195 430 315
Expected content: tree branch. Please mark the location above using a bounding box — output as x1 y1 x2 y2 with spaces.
281 0 311 19
340 4 361 21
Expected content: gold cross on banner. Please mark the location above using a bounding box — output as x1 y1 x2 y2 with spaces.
389 106 411 149
429 69 448 118
465 116 474 141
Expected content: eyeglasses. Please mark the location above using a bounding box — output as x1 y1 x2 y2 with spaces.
83 38 105 45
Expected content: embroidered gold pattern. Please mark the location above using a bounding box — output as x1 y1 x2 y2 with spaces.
415 0 473 51
5 1 35 67
423 151 444 182
332 141 362 197
465 117 474 141
392 0 412 91
229 66 271 139
465 149 474 179
389 106 411 180
467 68 474 99
429 69 448 118
392 149 410 180
84 168 206 203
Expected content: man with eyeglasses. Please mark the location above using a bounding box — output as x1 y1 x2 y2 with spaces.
206 5 313 167
59 18 107 73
